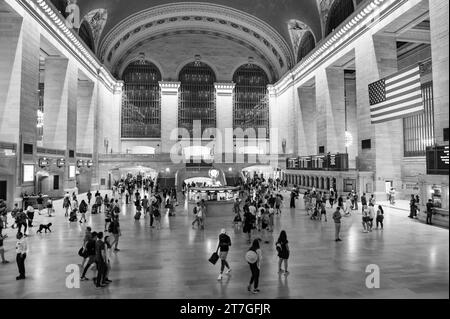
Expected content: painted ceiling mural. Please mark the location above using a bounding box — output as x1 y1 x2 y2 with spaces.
287 19 315 62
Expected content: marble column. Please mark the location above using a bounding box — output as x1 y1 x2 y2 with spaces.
159 81 180 153
315 67 346 154
429 0 449 144
345 73 358 169
298 86 317 156
355 34 402 198
268 85 279 155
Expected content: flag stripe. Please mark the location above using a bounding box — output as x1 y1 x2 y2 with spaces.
386 84 421 100
385 64 419 81
386 68 420 85
370 91 422 111
386 74 420 92
371 108 424 124
371 100 423 118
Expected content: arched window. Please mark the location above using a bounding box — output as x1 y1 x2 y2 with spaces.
178 62 216 135
79 21 95 53
297 31 315 62
325 0 355 36
233 64 270 137
121 61 162 138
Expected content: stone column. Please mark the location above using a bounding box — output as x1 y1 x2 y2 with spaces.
355 34 402 198
43 57 78 192
77 81 95 154
345 73 358 169
268 85 279 155
159 81 180 153
429 0 449 144
298 86 317 156
315 67 346 154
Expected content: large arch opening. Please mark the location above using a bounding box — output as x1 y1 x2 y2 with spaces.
325 0 355 36
121 60 162 138
233 64 270 137
178 61 216 135
297 31 316 62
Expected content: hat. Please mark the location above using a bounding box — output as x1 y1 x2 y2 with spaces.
220 229 226 234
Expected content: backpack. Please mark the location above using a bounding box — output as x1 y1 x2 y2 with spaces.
193 206 198 215
245 250 258 264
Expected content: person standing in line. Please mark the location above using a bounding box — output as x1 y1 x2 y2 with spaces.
0 235 9 264
94 232 107 288
426 199 434 225
80 231 97 281
276 230 290 275
375 205 384 230
217 229 232 281
15 232 28 280
246 239 262 294
332 207 342 242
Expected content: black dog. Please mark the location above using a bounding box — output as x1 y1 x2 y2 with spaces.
36 223 52 233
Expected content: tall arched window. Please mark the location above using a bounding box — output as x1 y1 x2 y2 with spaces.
79 21 95 53
233 64 270 137
178 62 216 135
121 61 162 138
297 31 316 62
325 0 355 36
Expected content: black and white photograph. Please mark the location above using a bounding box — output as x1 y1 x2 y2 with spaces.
0 0 448 313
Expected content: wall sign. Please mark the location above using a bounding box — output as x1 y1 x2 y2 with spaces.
57 158 66 168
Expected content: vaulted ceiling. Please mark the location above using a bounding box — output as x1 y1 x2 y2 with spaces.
76 0 323 45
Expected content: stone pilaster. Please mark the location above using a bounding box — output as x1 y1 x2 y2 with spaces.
159 81 180 153
429 0 449 144
215 83 235 138
315 67 346 154
355 34 402 197
77 81 95 154
298 86 317 156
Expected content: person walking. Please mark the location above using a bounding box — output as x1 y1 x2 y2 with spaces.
344 196 352 216
25 204 35 228
375 205 384 230
217 229 232 281
94 232 107 288
46 198 54 217
332 207 342 242
15 232 28 280
87 190 92 206
192 202 202 229
80 232 97 281
79 200 88 223
367 203 375 232
275 230 290 275
80 227 92 269
16 209 28 236
108 217 121 252
246 239 262 294
63 194 71 217
242 207 254 244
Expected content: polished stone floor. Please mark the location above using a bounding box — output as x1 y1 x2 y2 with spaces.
0 190 448 299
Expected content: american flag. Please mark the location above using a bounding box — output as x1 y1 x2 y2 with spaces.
368 64 424 124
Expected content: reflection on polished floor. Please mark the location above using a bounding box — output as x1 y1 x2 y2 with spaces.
0 192 448 299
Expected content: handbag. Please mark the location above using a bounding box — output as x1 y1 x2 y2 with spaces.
78 247 87 258
208 247 220 265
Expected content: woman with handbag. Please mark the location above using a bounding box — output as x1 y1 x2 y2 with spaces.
276 230 290 275
246 239 262 294
217 229 232 281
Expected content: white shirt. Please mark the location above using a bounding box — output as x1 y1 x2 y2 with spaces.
16 238 28 254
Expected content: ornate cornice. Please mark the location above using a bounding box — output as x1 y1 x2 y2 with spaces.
99 3 294 77
215 82 235 96
159 81 181 94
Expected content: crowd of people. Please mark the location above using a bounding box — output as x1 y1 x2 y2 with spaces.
0 171 441 292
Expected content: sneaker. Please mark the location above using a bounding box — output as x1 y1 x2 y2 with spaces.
80 277 88 281
247 284 251 292
253 289 260 294
104 279 112 283
217 274 223 281
226 269 232 274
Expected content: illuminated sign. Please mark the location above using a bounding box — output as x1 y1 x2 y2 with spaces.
208 169 220 179
23 164 34 183
69 165 76 178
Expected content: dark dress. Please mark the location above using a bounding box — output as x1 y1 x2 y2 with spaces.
243 212 254 234
276 240 289 260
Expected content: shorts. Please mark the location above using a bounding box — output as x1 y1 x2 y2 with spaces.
362 217 369 222
219 251 228 260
